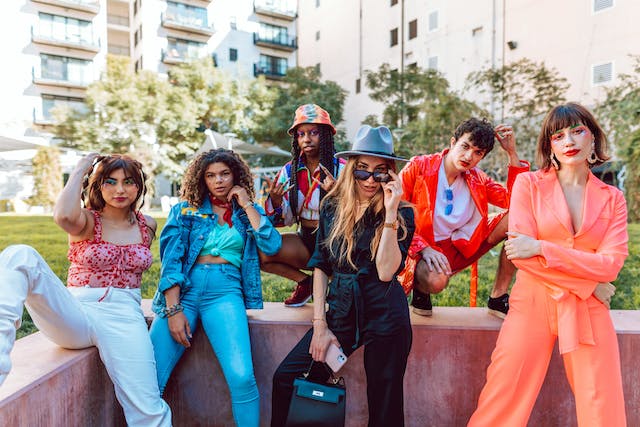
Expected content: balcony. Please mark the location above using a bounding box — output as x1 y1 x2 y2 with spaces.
254 62 287 80
161 48 211 65
253 0 296 21
32 66 92 89
161 12 215 37
253 32 297 52
31 25 100 53
107 14 129 31
31 0 100 14
33 108 54 126
108 44 130 56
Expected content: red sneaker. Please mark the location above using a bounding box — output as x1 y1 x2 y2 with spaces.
284 277 312 307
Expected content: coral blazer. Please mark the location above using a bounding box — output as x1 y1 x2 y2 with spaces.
509 169 628 354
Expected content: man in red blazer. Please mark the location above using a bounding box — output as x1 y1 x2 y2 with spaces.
398 118 529 318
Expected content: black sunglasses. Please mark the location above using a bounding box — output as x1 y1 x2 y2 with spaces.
353 169 392 183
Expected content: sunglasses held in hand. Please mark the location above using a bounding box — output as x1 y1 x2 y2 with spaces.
353 170 392 183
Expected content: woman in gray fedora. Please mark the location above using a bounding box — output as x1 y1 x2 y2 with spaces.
271 125 416 427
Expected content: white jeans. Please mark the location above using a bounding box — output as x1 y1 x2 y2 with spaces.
0 245 172 427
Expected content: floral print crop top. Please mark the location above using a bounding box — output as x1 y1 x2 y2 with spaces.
67 210 153 289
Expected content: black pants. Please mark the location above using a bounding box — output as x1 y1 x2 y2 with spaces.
271 325 412 427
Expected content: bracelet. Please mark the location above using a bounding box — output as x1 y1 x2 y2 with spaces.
383 220 398 230
163 303 184 318
241 200 254 210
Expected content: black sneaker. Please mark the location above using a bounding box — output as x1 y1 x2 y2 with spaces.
412 289 433 317
487 293 509 319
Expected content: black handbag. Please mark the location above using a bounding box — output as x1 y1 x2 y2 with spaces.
285 361 346 427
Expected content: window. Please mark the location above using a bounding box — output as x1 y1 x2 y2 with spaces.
134 29 139 46
391 0 398 5
316 0 320 7
407 62 417 69
390 28 398 46
355 78 361 94
229 48 238 62
37 13 94 46
593 0 613 12
472 26 483 36
315 30 320 41
257 23 291 46
133 0 137 15
165 1 209 29
408 19 417 39
428 56 438 70
592 62 613 85
41 95 86 120
315 63 321 74
166 38 207 61
230 16 237 30
40 54 93 85
256 54 287 77
428 11 438 31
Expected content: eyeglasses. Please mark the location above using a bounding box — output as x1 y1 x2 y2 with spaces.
353 169 391 183
444 188 453 215
295 129 321 138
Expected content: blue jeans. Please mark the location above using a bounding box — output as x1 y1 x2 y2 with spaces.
150 263 259 427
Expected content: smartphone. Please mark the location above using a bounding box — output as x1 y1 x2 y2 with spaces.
325 343 348 373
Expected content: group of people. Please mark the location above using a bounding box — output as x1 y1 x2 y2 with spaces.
0 101 628 427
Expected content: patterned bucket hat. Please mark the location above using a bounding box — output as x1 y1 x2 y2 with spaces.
287 104 337 135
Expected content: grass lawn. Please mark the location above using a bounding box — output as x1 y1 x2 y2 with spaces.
1 215 638 339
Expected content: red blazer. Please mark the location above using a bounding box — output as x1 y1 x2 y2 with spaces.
399 149 529 259
509 169 628 353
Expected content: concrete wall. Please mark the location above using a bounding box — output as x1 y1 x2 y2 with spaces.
2 303 639 426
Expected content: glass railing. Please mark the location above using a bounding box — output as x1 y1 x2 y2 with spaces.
161 12 214 33
253 0 296 18
253 32 297 49
32 65 93 87
31 25 100 50
253 62 287 78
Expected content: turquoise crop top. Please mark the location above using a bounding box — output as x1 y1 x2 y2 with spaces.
199 222 244 268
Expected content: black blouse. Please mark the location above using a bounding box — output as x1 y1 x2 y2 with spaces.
309 200 416 347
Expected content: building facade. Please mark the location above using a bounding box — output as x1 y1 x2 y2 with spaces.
0 0 297 210
297 0 640 140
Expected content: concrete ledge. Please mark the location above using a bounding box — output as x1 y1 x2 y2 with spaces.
0 332 125 427
1 303 639 427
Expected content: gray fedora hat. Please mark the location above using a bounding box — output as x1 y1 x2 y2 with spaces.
335 125 408 162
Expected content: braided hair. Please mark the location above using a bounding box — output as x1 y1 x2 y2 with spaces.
288 124 336 223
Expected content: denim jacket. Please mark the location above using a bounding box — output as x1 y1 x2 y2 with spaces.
151 197 282 316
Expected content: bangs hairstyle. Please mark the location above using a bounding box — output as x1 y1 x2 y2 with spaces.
181 148 254 208
537 102 609 170
83 154 147 212
321 156 409 270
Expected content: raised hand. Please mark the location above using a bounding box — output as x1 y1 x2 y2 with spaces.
265 176 289 208
381 170 403 212
314 163 337 191
227 185 251 207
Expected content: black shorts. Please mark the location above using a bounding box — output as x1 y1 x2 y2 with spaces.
298 225 318 255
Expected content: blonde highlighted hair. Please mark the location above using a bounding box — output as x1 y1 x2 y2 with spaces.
321 156 409 270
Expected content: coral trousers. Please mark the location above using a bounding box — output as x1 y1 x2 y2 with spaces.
0 245 172 427
468 280 626 427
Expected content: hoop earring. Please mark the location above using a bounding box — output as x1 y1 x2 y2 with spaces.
588 150 599 164
550 153 559 170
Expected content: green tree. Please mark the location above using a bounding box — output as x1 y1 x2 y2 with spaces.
28 146 63 211
54 55 277 182
365 64 485 158
253 66 348 154
466 58 569 174
596 56 640 220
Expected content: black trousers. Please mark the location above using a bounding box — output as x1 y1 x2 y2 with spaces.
271 325 412 427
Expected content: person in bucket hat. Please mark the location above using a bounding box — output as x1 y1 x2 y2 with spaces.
398 118 529 319
272 124 415 427
261 104 345 307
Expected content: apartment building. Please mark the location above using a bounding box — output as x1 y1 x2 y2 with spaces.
0 0 297 209
298 0 640 139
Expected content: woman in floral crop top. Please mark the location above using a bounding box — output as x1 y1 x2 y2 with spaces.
0 153 171 426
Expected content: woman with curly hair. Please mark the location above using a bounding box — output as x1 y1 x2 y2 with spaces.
271 125 415 427
262 104 345 307
0 153 172 426
150 148 281 427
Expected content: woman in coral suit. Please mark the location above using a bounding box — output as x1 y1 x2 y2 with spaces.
468 103 628 427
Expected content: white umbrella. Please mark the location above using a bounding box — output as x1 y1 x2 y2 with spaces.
201 129 290 157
